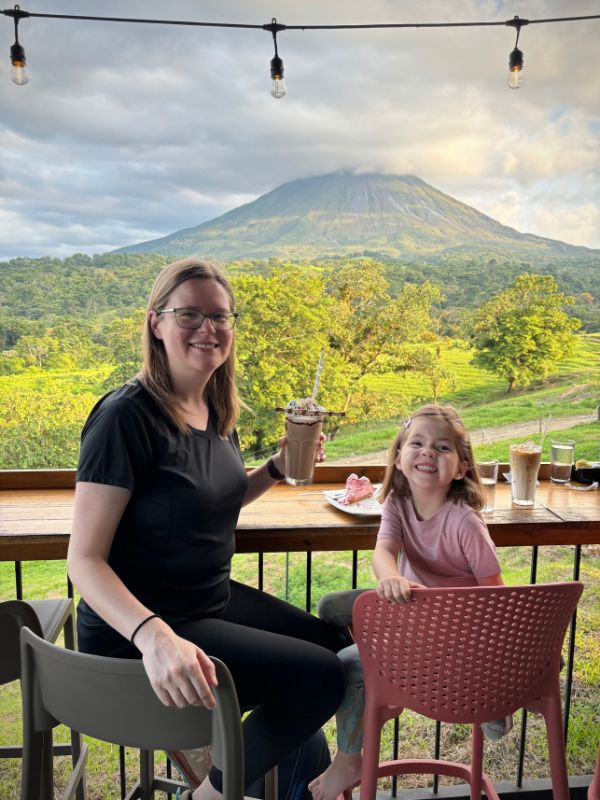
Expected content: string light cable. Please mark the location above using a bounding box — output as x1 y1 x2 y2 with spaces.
2 5 600 94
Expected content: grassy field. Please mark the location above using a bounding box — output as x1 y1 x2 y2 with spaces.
471 422 599 463
325 333 600 462
364 333 600 409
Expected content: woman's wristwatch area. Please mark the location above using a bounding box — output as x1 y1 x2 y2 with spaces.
266 456 285 482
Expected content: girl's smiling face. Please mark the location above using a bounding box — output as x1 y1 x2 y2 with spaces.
397 417 467 496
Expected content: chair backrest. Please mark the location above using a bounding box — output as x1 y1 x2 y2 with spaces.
353 582 583 725
0 600 43 685
20 627 244 799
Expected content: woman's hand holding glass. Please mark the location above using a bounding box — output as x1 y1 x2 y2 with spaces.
275 433 326 468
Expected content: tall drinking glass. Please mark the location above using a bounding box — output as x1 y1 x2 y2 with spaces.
509 442 542 507
550 439 574 484
477 460 499 513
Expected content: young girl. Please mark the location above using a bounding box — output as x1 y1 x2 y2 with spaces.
308 404 505 800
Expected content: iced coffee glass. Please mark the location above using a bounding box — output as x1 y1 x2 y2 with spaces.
284 408 324 486
550 439 574 484
509 442 542 507
477 460 499 513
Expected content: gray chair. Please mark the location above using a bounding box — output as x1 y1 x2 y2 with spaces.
0 598 86 800
20 626 245 800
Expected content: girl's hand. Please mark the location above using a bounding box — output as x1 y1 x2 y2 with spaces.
135 620 218 709
376 576 424 603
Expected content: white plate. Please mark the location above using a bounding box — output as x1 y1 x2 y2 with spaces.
323 485 383 516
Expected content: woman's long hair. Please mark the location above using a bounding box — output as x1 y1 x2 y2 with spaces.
379 404 487 512
137 257 240 437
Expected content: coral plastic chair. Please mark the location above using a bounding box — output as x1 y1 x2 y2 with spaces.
352 583 583 800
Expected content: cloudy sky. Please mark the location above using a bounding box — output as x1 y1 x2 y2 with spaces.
1 0 599 260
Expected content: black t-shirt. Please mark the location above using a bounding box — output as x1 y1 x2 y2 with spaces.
76 379 248 621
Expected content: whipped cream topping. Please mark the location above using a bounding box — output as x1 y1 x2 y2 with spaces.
283 397 325 416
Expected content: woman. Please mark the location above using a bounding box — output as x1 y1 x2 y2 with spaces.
67 258 348 800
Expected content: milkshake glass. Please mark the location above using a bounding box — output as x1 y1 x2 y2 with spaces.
509 442 542 506
283 400 324 486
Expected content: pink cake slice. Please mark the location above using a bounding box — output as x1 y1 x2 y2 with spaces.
339 474 375 505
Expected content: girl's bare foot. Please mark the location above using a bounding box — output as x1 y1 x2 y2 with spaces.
192 776 222 800
308 751 362 800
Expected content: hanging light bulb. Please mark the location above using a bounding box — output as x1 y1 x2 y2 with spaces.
10 42 28 85
507 46 524 89
270 54 286 99
265 18 286 99
505 15 528 90
8 5 29 85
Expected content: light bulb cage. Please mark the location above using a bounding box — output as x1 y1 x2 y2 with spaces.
10 40 25 66
271 54 284 81
509 46 524 72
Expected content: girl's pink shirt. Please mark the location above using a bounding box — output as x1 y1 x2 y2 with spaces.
377 493 501 587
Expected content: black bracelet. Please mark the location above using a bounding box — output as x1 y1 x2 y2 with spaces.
130 613 160 646
267 456 285 482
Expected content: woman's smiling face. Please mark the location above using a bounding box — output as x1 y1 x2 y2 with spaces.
149 278 234 384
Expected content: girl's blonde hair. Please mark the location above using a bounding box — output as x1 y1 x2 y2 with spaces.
137 257 240 437
380 404 486 512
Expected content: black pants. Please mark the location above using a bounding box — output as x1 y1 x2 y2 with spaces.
78 580 349 791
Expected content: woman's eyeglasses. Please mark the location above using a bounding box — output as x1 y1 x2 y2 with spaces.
156 307 238 331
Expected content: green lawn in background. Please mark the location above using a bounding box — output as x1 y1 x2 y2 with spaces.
324 334 600 462
472 423 600 463
364 333 600 408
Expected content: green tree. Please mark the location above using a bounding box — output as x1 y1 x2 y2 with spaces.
0 388 98 468
0 350 26 375
324 259 442 431
470 274 580 391
101 310 146 386
48 318 106 369
233 268 333 453
233 261 444 453
14 333 59 368
8 320 103 372
407 343 457 403
0 315 44 348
